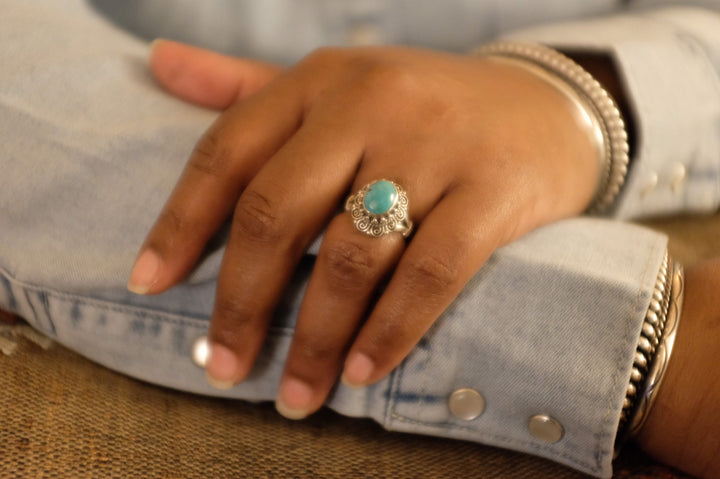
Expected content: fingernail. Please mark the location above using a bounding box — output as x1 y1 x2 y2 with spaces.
205 342 239 390
149 38 165 58
205 372 235 391
341 353 374 388
127 249 161 295
275 377 313 420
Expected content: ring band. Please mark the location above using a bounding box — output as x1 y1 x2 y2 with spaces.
344 179 413 238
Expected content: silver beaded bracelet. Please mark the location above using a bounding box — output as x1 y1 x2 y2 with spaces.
614 253 685 454
474 42 630 213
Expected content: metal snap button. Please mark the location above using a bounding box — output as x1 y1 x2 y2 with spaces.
640 172 659 197
449 388 485 421
670 163 687 192
346 23 382 46
528 414 564 443
191 335 210 368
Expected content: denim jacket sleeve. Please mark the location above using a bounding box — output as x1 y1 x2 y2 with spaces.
0 1 682 477
505 6 720 219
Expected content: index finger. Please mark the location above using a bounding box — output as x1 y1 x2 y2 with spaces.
127 74 303 295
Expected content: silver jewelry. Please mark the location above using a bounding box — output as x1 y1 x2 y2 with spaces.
345 179 413 238
614 253 684 454
475 42 629 213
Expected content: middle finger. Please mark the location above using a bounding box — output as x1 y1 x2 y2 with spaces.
204 111 365 388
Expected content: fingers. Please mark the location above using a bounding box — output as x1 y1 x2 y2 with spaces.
275 171 450 418
275 214 405 419
128 76 303 295
342 188 506 387
204 116 366 388
149 39 282 109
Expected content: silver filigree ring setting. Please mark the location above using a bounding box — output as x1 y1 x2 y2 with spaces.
344 179 413 238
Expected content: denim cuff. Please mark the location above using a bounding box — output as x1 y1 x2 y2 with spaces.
0 218 667 478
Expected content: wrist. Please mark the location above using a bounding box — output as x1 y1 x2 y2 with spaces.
484 55 602 212
475 42 630 214
636 258 720 478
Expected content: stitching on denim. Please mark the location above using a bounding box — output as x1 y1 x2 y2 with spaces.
51 293 293 336
40 290 56 336
384 358 404 426
388 411 595 472
0 275 18 311
22 287 47 333
51 293 201 330
0 267 294 335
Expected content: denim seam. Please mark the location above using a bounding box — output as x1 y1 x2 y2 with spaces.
0 267 294 336
384 357 404 426
22 287 57 336
51 293 294 336
40 290 56 336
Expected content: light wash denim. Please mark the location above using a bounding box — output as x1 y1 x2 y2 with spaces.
1 0 719 477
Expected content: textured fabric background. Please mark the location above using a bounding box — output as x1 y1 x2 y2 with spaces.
1 213 716 479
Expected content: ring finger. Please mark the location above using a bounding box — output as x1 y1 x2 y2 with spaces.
276 172 448 418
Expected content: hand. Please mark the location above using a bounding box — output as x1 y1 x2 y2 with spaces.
131 40 599 419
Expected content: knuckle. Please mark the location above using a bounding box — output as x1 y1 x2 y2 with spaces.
233 190 285 243
292 331 339 364
345 60 449 125
212 297 264 339
213 295 253 321
403 253 458 294
154 207 197 249
215 296 249 321
321 240 376 290
157 207 187 235
189 128 234 177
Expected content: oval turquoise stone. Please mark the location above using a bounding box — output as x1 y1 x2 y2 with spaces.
364 180 397 215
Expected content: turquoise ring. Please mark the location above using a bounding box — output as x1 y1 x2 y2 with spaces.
344 179 413 238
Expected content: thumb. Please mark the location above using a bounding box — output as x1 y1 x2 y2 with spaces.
149 39 283 110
